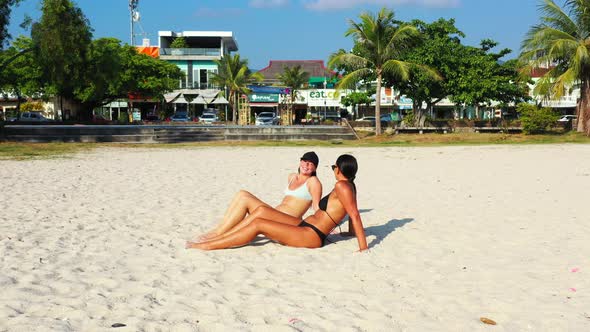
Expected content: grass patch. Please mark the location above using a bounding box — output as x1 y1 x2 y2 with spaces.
0 142 96 160
1 132 589 160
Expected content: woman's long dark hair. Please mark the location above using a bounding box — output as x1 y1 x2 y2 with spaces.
336 154 357 192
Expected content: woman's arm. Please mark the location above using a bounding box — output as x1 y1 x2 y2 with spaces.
308 177 323 212
334 182 368 251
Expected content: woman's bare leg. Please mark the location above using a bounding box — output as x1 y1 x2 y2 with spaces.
199 190 271 240
197 206 303 243
188 218 321 250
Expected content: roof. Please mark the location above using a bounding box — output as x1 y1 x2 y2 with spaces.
158 31 238 51
257 60 337 81
530 67 552 78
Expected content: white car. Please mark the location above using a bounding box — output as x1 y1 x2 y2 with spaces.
558 115 577 122
199 112 219 124
255 112 279 125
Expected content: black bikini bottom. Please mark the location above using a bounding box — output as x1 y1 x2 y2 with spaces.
298 220 327 246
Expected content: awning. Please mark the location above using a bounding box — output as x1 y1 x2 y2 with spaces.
171 95 188 104
211 96 229 104
190 95 208 104
249 103 278 107
309 77 327 84
164 92 180 103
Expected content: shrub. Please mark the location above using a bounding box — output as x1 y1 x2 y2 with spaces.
20 101 44 112
516 103 559 134
402 110 415 126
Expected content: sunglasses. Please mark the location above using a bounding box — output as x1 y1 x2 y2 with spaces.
331 165 337 171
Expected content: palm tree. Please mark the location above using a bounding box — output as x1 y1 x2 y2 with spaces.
520 0 590 135
329 8 438 135
210 54 262 124
277 65 309 125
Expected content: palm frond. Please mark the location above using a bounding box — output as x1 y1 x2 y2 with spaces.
328 52 370 70
539 0 578 35
336 68 373 90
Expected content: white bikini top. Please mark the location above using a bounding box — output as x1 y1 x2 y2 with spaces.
284 176 312 201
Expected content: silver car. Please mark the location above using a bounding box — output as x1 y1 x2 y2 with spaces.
20 112 50 122
255 112 279 125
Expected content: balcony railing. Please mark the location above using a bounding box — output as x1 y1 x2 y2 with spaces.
160 48 221 56
538 95 578 108
179 82 220 90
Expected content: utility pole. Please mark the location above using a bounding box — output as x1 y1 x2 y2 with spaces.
129 0 139 45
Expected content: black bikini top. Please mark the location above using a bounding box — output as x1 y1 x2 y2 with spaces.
318 182 357 228
318 191 331 212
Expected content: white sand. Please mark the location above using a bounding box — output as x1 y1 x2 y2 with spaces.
1 144 590 331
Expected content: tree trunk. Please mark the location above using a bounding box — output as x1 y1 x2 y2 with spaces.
413 100 425 127
577 80 590 135
231 91 237 124
375 74 382 135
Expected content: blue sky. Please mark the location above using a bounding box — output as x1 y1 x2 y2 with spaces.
7 0 541 70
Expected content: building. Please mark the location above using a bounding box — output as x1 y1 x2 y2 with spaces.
158 31 237 91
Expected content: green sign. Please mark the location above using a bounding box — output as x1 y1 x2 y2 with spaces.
249 93 279 103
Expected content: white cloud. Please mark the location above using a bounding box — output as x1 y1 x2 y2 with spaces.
249 0 290 8
303 0 460 11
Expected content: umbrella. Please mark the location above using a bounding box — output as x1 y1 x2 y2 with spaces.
190 95 208 105
210 96 229 105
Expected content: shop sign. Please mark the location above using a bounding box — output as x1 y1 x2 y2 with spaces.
307 89 347 107
249 93 279 102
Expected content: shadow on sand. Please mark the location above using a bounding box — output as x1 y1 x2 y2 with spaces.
327 218 414 249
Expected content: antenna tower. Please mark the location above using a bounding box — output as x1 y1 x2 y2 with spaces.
129 0 139 45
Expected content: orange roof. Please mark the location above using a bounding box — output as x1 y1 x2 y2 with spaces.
136 46 159 58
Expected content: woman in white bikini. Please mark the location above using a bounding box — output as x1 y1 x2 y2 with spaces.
198 152 322 241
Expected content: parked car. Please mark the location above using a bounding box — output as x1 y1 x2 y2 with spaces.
19 112 50 122
170 111 190 122
199 112 219 124
145 113 160 122
558 115 577 122
357 115 392 126
255 112 279 125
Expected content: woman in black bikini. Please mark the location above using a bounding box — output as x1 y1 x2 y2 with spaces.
187 154 368 251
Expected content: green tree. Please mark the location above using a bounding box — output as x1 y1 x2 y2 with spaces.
395 18 464 126
340 91 373 119
170 37 188 48
31 0 92 120
277 65 309 125
75 38 183 112
520 0 590 135
449 40 529 118
0 36 44 111
329 8 438 135
0 0 22 48
210 53 262 124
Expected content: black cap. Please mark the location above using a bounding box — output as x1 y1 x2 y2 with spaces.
300 151 319 168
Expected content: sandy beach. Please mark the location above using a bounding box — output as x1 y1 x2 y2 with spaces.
1 144 590 331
